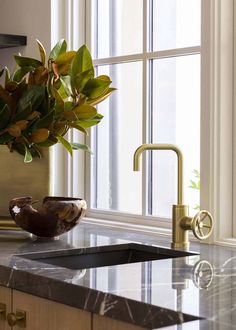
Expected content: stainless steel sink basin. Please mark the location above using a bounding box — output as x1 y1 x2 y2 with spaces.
18 243 197 270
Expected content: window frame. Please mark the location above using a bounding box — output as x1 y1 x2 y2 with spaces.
85 0 201 229
51 0 236 245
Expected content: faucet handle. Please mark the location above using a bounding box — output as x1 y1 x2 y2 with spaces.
191 210 213 240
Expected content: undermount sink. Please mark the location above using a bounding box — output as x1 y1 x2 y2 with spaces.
18 243 197 270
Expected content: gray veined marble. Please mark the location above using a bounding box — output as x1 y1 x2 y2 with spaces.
0 220 236 329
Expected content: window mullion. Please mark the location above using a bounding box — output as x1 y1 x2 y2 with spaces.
142 0 148 216
92 46 201 66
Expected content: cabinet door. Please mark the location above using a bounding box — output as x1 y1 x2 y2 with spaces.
92 314 147 330
0 286 11 330
12 290 91 330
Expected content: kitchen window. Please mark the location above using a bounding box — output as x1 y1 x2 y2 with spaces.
51 0 235 245
86 0 201 224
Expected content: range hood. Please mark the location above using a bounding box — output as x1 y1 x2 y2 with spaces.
0 34 27 48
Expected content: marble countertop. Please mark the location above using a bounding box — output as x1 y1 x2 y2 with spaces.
0 219 235 329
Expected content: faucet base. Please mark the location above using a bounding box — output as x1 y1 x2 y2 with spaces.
171 241 190 250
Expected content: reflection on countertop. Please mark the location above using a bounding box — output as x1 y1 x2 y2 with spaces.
0 220 236 329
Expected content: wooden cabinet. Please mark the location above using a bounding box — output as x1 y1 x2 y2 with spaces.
12 290 91 330
0 286 145 330
0 287 90 330
92 314 147 330
0 286 11 330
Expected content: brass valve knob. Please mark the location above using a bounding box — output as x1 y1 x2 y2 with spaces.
192 260 214 289
191 210 213 240
7 309 26 327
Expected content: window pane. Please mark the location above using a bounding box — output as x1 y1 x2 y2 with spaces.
150 55 200 218
151 0 201 51
91 0 143 58
91 62 143 214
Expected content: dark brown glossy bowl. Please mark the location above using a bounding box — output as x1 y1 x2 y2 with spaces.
9 196 87 238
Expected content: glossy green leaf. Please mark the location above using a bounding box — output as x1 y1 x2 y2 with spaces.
71 142 91 153
12 104 32 122
74 69 94 93
71 45 94 77
12 66 33 82
18 85 45 112
0 68 4 78
87 87 116 106
73 104 97 120
0 132 12 144
56 134 73 156
36 39 46 66
49 39 67 60
14 55 42 68
4 67 10 86
82 76 111 99
77 119 101 128
60 76 72 97
55 51 76 76
0 104 11 130
24 145 33 163
33 109 54 130
67 123 88 135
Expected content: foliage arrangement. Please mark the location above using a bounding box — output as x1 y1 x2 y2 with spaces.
189 169 200 210
0 39 115 162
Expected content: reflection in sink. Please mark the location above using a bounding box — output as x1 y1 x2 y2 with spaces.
18 243 197 270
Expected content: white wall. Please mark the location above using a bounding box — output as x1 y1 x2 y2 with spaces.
0 0 52 215
0 0 51 69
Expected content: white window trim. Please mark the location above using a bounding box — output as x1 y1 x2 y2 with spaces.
51 0 236 246
201 0 235 246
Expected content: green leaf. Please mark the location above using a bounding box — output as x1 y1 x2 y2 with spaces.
49 39 67 60
12 66 33 82
189 180 198 189
24 145 33 163
36 135 58 147
56 135 73 156
54 51 76 75
73 104 97 120
87 87 116 106
4 67 10 86
74 69 94 93
60 76 73 97
0 132 12 144
193 169 200 178
71 45 94 78
33 109 54 130
18 85 45 112
36 39 46 65
71 143 92 153
0 68 4 78
12 103 32 122
0 104 11 130
14 55 42 68
82 76 111 99
67 123 88 135
77 119 101 128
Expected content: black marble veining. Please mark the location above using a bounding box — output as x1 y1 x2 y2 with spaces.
0 220 235 329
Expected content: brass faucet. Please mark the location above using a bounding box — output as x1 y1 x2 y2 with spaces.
133 144 213 250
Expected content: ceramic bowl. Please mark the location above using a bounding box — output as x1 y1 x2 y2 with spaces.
9 196 87 238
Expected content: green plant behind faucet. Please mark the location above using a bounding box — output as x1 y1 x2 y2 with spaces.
189 169 200 210
0 39 116 162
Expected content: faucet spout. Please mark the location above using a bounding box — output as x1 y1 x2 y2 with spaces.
133 143 184 205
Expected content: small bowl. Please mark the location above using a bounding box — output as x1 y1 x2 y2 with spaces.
9 196 87 238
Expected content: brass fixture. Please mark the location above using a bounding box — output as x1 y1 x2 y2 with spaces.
133 143 213 250
7 309 26 327
0 303 6 320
